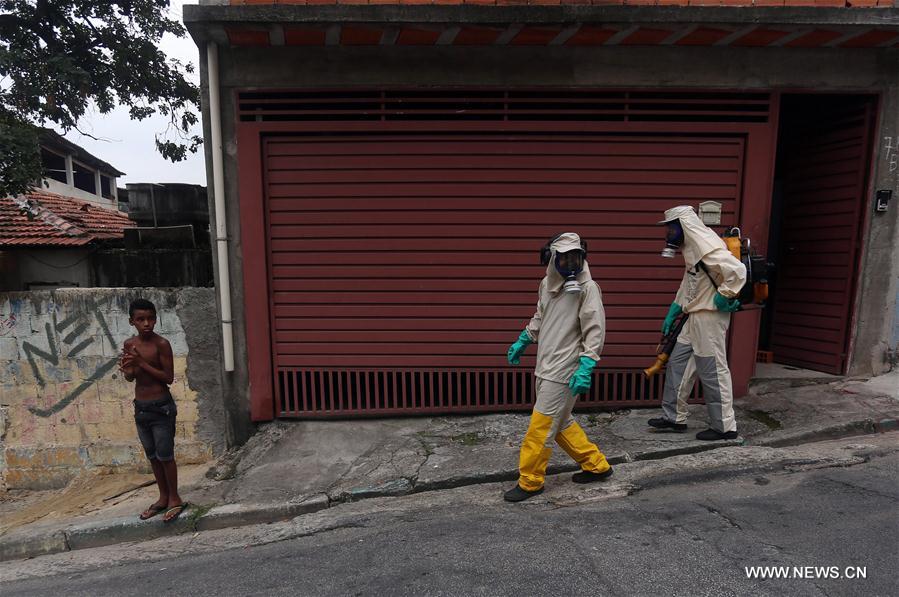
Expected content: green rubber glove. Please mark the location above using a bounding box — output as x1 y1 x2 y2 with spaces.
506 330 533 365
568 356 597 395
661 302 683 335
713 292 740 313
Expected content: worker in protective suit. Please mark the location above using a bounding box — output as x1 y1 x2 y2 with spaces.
504 232 613 502
648 205 747 441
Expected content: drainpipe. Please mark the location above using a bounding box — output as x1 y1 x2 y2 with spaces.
207 41 235 372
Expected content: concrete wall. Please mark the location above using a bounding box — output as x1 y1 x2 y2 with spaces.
124 183 210 238
0 288 227 490
893 283 899 366
849 85 899 376
0 249 92 292
197 45 899 431
44 179 116 209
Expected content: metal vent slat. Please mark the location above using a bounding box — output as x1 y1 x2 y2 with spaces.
276 369 695 418
240 90 770 123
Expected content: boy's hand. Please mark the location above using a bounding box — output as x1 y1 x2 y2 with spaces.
119 347 137 380
123 346 146 368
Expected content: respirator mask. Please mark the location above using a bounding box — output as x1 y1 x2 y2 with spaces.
661 221 684 259
555 250 585 294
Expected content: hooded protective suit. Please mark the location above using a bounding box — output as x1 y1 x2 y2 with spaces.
510 233 611 494
658 206 746 435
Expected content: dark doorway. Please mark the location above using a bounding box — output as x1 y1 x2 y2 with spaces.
762 94 876 375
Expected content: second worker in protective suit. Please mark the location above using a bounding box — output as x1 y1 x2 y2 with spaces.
649 205 747 441
504 232 612 503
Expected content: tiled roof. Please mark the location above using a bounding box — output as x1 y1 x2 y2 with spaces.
0 191 135 248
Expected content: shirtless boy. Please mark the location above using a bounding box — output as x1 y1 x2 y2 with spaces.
119 298 186 523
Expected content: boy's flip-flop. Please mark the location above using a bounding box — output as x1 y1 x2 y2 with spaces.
139 504 167 520
163 503 189 523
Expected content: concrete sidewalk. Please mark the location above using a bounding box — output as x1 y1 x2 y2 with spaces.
2 370 897 562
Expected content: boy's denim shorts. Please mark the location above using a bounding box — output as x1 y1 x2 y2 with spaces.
134 393 177 461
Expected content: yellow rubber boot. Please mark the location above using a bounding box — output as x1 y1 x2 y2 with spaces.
517 411 554 492
556 421 610 474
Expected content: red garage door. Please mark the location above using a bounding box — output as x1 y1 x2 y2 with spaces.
263 132 747 416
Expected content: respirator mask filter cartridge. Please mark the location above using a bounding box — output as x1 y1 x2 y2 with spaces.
662 221 684 259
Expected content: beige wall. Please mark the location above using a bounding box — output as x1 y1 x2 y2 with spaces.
0 289 222 490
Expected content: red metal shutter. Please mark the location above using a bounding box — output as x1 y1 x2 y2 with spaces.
770 97 874 374
264 132 746 416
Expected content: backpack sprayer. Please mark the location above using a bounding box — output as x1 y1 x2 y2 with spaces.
643 227 774 379
721 227 772 311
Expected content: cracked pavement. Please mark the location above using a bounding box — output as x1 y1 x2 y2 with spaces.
2 371 896 571
3 433 897 596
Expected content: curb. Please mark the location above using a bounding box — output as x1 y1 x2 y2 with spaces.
0 494 329 563
747 418 897 448
2 417 895 563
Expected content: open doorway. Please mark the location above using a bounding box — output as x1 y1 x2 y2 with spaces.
759 94 877 375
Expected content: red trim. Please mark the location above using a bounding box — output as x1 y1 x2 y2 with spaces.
454 26 503 45
236 120 276 421
675 27 733 46
220 22 899 48
730 92 781 396
620 27 674 46
396 27 442 45
340 25 383 45
226 28 270 46
731 28 793 46
784 29 843 47
284 27 327 46
839 29 899 48
510 26 562 45
565 26 618 45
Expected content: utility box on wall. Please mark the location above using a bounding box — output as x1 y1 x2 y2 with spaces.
699 201 723 226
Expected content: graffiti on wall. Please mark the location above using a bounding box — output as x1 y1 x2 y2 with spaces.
19 301 119 418
0 314 16 337
884 136 898 179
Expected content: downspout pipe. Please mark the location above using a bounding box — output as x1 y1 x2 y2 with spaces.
207 42 235 372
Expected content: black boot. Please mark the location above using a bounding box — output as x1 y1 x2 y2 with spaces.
648 417 687 432
572 466 614 484
696 428 739 441
503 484 544 502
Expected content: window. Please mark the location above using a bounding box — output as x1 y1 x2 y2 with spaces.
72 161 96 194
100 174 114 199
41 148 67 183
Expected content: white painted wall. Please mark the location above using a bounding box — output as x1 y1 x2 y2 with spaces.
43 179 118 209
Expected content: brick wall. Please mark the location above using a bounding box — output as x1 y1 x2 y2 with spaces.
226 1 895 7
0 289 223 490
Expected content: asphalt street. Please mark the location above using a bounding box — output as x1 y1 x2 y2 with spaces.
4 439 898 597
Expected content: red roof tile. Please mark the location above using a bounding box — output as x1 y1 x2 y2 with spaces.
0 191 135 248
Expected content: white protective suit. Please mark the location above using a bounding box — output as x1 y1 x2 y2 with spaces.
514 233 610 492
659 206 746 433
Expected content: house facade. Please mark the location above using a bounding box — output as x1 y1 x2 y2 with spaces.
36 130 124 209
184 2 899 432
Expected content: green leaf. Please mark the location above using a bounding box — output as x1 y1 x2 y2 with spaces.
0 0 201 196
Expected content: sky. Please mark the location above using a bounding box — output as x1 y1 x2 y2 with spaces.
59 1 206 187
